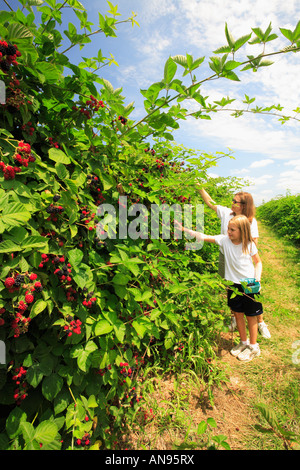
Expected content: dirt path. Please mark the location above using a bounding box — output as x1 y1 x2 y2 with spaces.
209 221 300 450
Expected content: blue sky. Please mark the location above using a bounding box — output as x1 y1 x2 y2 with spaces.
3 0 300 205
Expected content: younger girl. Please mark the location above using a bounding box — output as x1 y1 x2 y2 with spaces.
174 214 263 362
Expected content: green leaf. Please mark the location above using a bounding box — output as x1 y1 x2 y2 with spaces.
54 388 71 415
87 395 98 408
35 62 62 83
21 236 48 250
7 22 33 39
293 20 300 40
207 417 217 428
20 422 35 444
34 421 58 445
67 248 83 266
164 57 177 85
225 22 235 48
48 148 71 165
0 240 21 253
30 299 47 318
55 162 69 180
6 407 27 439
42 373 63 401
197 420 207 435
280 27 294 42
1 203 31 228
26 363 44 388
95 320 113 336
112 273 130 285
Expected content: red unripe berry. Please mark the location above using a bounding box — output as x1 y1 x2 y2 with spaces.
25 294 34 303
5 277 15 288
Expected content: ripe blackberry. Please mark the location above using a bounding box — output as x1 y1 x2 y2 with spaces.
53 194 61 202
14 274 25 287
0 60 10 72
6 44 17 56
0 45 6 55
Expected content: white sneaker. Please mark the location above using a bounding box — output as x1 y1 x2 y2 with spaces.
230 341 248 357
228 316 237 332
238 345 261 362
258 321 271 339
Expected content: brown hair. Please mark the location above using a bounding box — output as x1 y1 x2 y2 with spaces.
233 192 255 222
228 214 253 254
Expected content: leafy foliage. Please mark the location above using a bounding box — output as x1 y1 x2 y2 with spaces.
257 194 300 245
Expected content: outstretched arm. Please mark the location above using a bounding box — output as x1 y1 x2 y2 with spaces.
196 185 218 212
174 220 217 243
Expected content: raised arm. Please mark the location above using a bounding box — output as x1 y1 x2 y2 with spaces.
196 184 218 212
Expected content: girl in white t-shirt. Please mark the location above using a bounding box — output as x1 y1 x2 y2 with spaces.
197 186 270 339
174 215 263 363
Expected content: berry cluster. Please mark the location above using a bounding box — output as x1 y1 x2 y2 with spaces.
86 174 105 205
48 137 60 148
96 364 111 377
79 205 96 231
65 286 77 302
125 386 142 407
12 365 28 405
0 40 21 72
3 272 44 337
45 194 64 221
72 95 104 119
82 291 97 309
144 147 156 155
21 121 35 136
86 95 105 111
75 432 91 447
40 229 64 247
11 301 31 338
63 317 82 337
0 141 35 180
119 362 135 383
4 74 25 110
54 264 72 283
118 115 127 125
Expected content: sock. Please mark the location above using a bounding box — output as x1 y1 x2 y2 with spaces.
242 340 249 345
250 343 259 349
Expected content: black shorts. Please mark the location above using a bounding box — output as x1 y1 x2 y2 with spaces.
227 283 263 317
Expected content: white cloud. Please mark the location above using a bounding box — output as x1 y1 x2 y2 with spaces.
276 171 300 192
249 159 274 168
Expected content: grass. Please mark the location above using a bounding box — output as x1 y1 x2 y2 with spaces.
120 220 300 450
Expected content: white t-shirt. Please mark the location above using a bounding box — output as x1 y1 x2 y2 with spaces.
214 234 258 284
216 205 259 238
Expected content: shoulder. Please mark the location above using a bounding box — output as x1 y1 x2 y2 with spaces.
217 205 231 217
214 234 228 246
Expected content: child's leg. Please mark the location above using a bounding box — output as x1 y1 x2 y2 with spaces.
234 311 247 342
246 315 258 346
